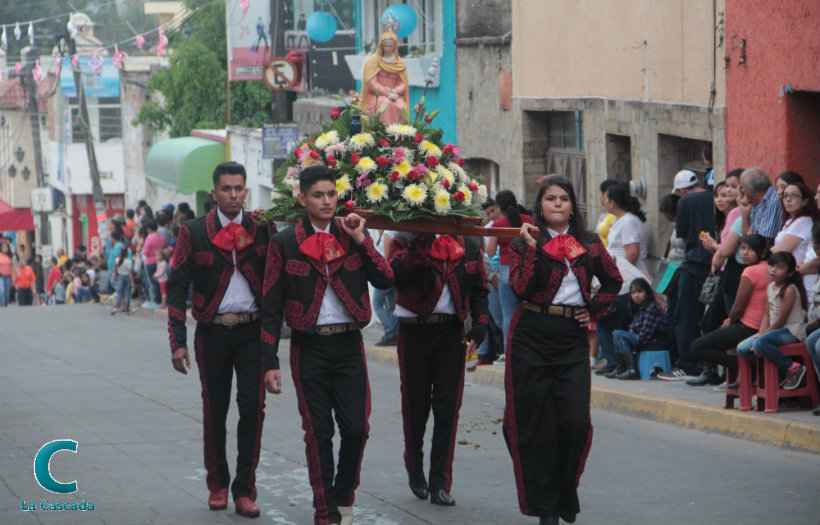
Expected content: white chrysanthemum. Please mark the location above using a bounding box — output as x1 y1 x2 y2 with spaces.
315 130 340 149
434 165 455 185
336 175 353 198
402 184 427 207
476 184 488 204
433 189 451 215
366 181 388 203
418 140 442 158
347 133 375 151
448 161 467 181
386 124 417 139
355 157 377 174
301 156 322 168
457 184 473 204
284 177 300 198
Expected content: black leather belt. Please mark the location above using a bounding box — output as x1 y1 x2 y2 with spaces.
398 314 460 325
212 312 260 327
520 302 581 319
314 322 360 336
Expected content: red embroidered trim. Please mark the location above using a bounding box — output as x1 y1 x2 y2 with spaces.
343 253 363 271
478 314 489 325
263 242 282 296
284 300 305 325
261 328 276 346
173 225 192 270
168 305 186 321
193 251 213 265
464 261 478 274
193 270 232 323
285 259 311 277
285 278 326 330
509 245 536 296
502 307 531 515
532 265 563 304
192 293 205 308
360 235 393 279
239 260 263 300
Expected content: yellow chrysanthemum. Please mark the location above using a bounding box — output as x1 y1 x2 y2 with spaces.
434 165 455 185
457 184 473 204
418 140 442 158
301 156 322 168
355 157 377 174
336 175 353 197
386 124 417 138
395 160 412 177
348 133 375 151
433 190 451 215
315 130 340 149
402 184 427 207
448 161 466 181
366 181 388 203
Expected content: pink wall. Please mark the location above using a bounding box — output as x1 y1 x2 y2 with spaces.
725 0 820 187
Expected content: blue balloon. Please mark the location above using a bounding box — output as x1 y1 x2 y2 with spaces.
306 12 337 43
382 4 417 39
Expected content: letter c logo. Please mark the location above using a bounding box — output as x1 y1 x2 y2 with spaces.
33 440 78 493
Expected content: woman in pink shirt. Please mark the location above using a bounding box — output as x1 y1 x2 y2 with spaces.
0 242 14 307
141 219 166 307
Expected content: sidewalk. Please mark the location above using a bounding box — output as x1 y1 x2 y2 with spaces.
135 305 819 455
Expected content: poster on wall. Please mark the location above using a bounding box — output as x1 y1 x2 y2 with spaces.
60 57 120 98
70 194 125 255
226 0 272 81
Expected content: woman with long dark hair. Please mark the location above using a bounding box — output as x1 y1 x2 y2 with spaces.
503 175 622 525
486 189 533 354
772 181 820 292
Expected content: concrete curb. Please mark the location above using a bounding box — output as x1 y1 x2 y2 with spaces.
473 364 820 455
125 303 819 455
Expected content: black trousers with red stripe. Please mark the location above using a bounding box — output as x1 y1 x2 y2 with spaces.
193 320 265 501
503 308 592 519
397 320 465 492
290 330 370 525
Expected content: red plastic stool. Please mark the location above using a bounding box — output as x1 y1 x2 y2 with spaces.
755 343 819 414
725 354 754 411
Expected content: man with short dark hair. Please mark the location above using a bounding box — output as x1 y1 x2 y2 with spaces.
739 167 781 241
168 160 273 518
261 166 393 525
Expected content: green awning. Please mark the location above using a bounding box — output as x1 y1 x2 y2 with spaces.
144 137 225 194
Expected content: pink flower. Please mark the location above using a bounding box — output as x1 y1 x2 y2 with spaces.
414 164 430 177
392 147 406 160
330 107 341 120
294 148 303 158
344 200 355 210
453 192 465 202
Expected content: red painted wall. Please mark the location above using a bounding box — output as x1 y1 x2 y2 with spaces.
725 0 820 187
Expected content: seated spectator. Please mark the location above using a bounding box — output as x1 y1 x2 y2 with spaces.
687 234 770 386
609 278 669 380
772 181 820 292
774 171 805 200
736 251 808 390
804 224 820 415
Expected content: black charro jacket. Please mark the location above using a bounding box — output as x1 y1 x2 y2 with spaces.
167 209 272 352
260 216 394 371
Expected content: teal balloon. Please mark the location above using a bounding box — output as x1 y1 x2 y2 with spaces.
382 4 417 39
306 12 337 42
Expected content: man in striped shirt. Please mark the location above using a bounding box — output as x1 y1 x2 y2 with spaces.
740 167 782 241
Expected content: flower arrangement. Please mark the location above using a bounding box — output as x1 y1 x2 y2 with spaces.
266 97 488 223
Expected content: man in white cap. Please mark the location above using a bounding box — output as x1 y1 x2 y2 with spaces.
658 170 714 381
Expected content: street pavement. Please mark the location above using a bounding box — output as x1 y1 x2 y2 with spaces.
1 304 819 525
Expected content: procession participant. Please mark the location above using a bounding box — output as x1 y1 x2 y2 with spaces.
389 230 489 506
503 175 622 525
260 166 394 525
167 161 272 518
358 20 409 124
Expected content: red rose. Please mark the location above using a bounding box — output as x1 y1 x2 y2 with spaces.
469 182 478 191
309 149 320 159
330 107 341 120
456 159 465 167
407 169 418 180
426 156 439 168
293 148 303 158
414 133 424 143
390 171 401 182
344 200 355 210
379 139 390 148
351 153 360 163
453 191 465 202
442 144 454 155
327 156 337 167
441 179 450 189
376 157 388 168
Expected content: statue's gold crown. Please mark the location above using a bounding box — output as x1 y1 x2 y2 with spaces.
382 12 401 34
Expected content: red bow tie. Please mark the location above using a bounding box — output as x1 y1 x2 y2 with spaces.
300 232 346 263
213 222 253 251
429 235 465 262
543 234 587 262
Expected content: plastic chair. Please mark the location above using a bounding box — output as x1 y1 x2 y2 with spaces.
755 343 819 414
725 354 754 411
638 350 671 380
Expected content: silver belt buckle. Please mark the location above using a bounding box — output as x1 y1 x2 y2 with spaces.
220 313 240 327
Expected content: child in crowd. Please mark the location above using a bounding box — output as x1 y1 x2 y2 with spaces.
609 277 669 380
736 251 808 390
804 223 820 415
154 249 169 308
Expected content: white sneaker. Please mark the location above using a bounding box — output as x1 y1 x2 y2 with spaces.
338 505 353 525
657 368 692 381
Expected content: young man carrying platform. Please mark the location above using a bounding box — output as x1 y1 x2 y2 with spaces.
260 166 394 525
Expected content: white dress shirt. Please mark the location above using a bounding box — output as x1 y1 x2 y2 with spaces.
313 222 356 325
547 227 585 306
216 208 259 314
394 235 457 318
